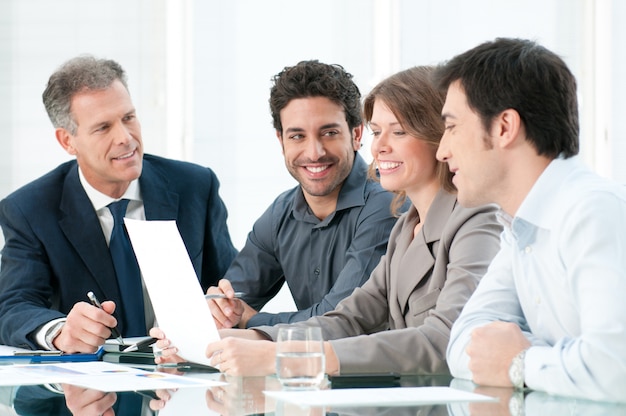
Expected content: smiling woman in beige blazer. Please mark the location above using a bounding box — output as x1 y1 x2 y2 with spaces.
152 66 502 377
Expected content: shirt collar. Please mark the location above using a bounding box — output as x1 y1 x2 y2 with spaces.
501 156 583 249
78 167 142 212
292 152 369 224
335 153 369 211
515 156 582 230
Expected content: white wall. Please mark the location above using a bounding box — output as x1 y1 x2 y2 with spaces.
612 0 626 180
0 0 169 194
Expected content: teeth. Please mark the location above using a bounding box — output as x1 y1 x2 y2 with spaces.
306 165 329 173
378 161 401 170
115 151 134 160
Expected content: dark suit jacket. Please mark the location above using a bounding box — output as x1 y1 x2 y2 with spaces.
0 154 237 349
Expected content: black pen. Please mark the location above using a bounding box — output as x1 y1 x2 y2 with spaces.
122 337 158 353
87 291 124 345
175 361 221 373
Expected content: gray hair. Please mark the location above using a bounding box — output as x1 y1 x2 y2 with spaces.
42 55 128 135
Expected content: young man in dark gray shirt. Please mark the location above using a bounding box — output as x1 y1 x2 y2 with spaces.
207 60 402 328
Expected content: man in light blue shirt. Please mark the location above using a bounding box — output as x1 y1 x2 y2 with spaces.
436 38 626 402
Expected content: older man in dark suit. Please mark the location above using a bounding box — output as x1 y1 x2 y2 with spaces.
0 56 237 353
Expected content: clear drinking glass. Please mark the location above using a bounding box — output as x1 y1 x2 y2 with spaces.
275 326 325 390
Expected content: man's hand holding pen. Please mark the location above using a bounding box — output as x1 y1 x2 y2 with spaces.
206 279 256 329
51 296 119 354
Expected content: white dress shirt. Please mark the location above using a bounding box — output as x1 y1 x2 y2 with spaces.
447 156 626 402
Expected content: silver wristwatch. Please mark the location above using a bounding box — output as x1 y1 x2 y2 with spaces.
508 349 527 389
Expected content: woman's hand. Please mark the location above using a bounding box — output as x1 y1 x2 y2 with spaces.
206 335 276 376
149 327 185 365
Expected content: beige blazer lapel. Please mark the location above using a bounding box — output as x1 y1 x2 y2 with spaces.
394 190 458 315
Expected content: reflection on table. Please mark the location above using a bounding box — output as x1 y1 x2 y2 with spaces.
2 371 625 415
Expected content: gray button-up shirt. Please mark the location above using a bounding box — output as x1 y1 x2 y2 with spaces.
225 153 403 327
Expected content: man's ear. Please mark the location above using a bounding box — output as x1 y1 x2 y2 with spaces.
492 109 522 149
55 128 76 155
352 124 364 151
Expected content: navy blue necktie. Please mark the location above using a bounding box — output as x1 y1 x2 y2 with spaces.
108 199 146 336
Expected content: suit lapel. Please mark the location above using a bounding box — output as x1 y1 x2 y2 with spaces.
56 158 181 305
58 164 121 301
139 159 179 220
394 190 457 314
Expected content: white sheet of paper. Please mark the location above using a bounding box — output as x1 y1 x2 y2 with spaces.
0 361 225 391
263 386 497 407
0 364 75 386
72 368 226 392
125 219 220 366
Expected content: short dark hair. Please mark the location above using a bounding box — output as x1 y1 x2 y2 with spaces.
43 55 128 135
269 60 362 133
435 38 579 158
364 66 452 214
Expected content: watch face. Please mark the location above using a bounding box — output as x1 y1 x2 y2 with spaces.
509 362 523 388
509 350 526 389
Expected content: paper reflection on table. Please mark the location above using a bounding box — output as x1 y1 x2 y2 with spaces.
157 374 282 415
